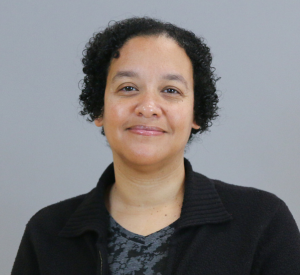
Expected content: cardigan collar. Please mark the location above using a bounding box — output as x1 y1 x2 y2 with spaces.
59 158 232 238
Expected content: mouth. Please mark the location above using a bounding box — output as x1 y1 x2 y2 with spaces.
127 125 166 136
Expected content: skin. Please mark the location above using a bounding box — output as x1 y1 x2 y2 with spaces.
95 35 200 236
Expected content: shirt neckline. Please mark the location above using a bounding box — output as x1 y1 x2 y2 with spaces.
108 214 177 243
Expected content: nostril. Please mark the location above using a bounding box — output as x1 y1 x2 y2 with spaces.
138 112 157 117
135 102 161 118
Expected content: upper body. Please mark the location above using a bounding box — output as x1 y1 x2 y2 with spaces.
12 17 300 274
12 159 300 274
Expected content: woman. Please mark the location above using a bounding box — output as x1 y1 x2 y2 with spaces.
12 17 300 274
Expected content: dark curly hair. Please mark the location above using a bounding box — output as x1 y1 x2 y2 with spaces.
79 17 220 142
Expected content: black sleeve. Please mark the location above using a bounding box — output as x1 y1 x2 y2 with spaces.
251 200 300 275
11 225 40 275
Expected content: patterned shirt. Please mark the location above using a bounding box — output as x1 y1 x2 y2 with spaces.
107 215 176 275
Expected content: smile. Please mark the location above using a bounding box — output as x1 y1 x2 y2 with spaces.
127 125 165 136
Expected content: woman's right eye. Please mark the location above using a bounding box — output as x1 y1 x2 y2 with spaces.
120 86 137 92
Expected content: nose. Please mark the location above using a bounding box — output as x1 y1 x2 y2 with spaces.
135 93 162 118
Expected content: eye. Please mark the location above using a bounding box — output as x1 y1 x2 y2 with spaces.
120 86 137 92
162 88 180 94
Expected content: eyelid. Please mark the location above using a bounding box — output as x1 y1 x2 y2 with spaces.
118 83 139 92
121 86 137 91
162 87 182 95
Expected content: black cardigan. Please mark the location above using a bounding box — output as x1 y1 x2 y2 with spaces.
12 159 300 274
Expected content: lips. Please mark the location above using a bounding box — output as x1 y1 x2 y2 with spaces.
127 125 165 136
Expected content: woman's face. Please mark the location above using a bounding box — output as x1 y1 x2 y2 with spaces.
95 35 199 166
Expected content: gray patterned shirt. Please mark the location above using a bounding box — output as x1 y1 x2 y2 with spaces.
107 215 176 275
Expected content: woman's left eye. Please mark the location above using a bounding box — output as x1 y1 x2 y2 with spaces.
162 88 180 94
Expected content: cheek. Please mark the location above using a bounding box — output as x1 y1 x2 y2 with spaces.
103 99 130 130
169 105 194 132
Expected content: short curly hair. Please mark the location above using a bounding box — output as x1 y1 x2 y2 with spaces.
79 17 220 142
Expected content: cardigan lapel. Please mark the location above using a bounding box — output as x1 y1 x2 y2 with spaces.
58 163 115 238
177 159 232 229
59 159 232 238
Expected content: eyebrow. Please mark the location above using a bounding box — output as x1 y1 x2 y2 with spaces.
162 73 188 89
111 71 139 83
111 70 188 89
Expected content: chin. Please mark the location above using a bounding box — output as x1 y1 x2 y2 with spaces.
109 135 186 166
128 149 165 166
119 142 182 167
112 141 159 163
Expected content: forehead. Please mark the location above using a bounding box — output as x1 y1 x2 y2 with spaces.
107 35 193 84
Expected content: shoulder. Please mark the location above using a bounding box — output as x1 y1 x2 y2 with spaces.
194 171 288 224
212 177 281 208
196 173 299 241
26 189 94 235
194 171 282 206
207 175 292 227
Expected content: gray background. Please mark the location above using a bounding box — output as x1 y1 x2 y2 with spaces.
1 0 299 273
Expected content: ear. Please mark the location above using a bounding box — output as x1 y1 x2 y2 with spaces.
94 117 103 127
192 121 201 130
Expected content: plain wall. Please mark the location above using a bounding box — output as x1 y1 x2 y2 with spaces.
1 0 300 273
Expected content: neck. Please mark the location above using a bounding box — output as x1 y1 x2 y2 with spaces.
107 154 185 212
